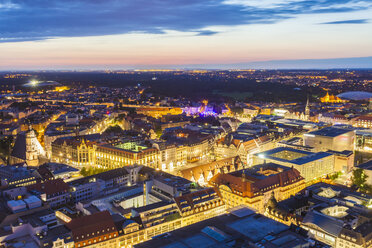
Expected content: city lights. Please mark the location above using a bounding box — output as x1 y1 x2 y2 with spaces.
30 80 39 86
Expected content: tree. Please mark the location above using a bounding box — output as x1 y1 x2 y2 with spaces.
351 168 368 192
80 166 110 177
154 125 163 138
329 172 341 180
0 136 14 164
103 125 123 134
230 107 244 116
80 167 88 177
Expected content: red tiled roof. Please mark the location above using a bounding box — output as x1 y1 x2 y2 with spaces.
210 165 304 198
66 211 118 242
179 156 241 182
241 139 257 150
27 178 69 196
354 115 372 121
216 137 225 145
36 165 54 180
174 187 220 212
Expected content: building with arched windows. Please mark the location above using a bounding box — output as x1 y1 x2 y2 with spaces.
210 163 305 213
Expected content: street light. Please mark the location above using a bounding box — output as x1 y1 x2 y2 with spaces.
30 80 39 86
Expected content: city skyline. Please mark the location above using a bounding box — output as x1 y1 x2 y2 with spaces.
1 0 372 69
1 1 372 247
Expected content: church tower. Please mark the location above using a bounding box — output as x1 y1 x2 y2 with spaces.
304 96 310 121
25 125 40 166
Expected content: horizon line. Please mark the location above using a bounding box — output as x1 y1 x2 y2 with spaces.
1 56 372 71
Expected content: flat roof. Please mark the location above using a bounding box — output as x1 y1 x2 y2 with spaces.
255 147 333 165
135 206 302 248
356 129 372 137
357 160 372 170
183 233 217 247
24 196 41 204
8 200 26 207
227 214 288 242
307 127 353 137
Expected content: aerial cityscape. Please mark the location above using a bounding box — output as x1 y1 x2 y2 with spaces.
1 1 372 248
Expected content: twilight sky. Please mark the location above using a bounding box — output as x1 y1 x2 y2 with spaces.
0 0 372 69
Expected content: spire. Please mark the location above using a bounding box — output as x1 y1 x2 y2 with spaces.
26 119 33 132
306 95 309 108
305 95 310 120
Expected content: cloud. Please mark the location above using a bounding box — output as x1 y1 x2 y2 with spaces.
196 30 219 36
0 0 371 42
320 19 369 24
0 1 19 9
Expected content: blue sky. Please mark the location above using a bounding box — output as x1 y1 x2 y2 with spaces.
0 0 372 69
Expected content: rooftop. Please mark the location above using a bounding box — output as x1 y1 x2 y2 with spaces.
27 178 70 196
211 163 303 197
357 160 372 170
255 147 333 165
134 206 309 248
307 126 353 137
66 210 117 241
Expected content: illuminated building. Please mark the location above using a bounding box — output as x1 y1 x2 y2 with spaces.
178 156 243 186
50 132 152 170
135 107 183 118
263 182 372 248
174 187 226 225
10 125 46 166
259 108 271 115
95 142 159 169
210 163 305 213
300 184 372 248
51 135 97 167
320 91 345 103
328 150 354 173
135 206 313 248
0 164 38 187
264 192 302 225
27 179 70 207
152 142 179 171
96 188 226 248
215 134 273 165
70 168 133 203
66 211 119 248
318 113 351 125
182 101 217 116
355 130 372 153
254 147 334 183
161 128 213 164
303 126 355 152
154 127 215 171
44 114 109 158
243 106 259 117
352 114 372 128
54 86 70 92
185 138 210 163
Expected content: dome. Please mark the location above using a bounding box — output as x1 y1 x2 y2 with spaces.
337 91 372 101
